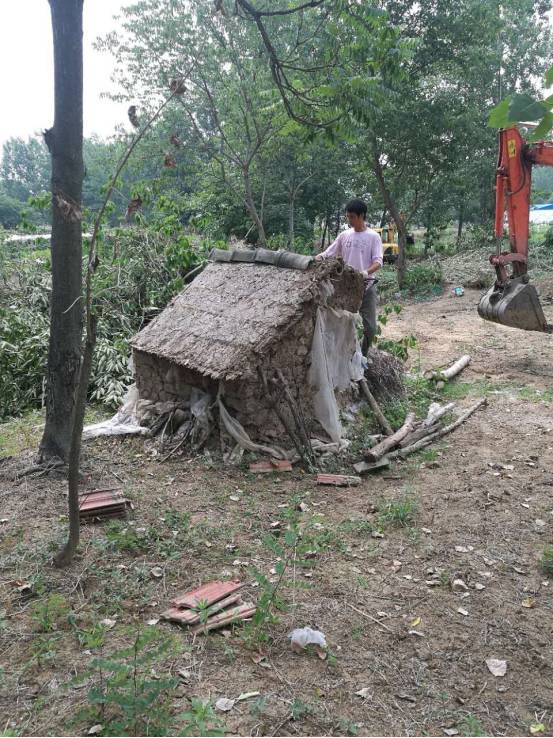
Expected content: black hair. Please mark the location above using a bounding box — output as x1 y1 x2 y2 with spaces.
345 198 367 218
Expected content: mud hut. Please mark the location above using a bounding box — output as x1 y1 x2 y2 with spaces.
130 248 366 455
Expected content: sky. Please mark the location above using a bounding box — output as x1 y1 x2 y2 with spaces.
0 1 129 147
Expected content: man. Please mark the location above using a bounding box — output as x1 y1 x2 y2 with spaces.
316 198 383 354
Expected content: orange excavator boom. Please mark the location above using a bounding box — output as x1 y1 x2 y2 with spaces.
478 126 553 332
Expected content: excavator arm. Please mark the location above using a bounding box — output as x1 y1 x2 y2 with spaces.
478 126 553 332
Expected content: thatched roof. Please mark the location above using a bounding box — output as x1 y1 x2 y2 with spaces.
131 257 362 381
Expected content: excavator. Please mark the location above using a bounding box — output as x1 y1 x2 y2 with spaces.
478 126 553 332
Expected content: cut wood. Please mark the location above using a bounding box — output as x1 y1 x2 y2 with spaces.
189 602 256 634
353 458 391 475
422 402 456 427
390 398 487 459
358 379 393 436
426 355 471 382
363 412 416 461
399 422 441 448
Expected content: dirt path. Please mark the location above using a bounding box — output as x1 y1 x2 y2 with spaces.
1 289 553 736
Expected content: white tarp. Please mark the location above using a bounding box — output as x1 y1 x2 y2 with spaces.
308 306 364 443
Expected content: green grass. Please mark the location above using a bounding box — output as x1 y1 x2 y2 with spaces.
0 405 111 458
517 386 553 404
377 496 418 529
540 545 553 577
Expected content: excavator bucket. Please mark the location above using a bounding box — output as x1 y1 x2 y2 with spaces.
478 276 551 332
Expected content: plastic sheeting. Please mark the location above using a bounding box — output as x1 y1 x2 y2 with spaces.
308 306 364 443
82 385 149 440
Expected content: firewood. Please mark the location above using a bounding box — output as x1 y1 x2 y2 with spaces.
363 412 416 461
391 398 487 459
358 379 393 436
426 355 471 382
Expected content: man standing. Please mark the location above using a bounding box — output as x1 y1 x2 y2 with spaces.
316 198 383 354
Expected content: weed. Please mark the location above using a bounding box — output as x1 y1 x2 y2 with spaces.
336 717 359 736
78 627 185 736
459 713 486 737
291 698 313 721
540 545 553 577
31 593 70 633
377 497 418 529
249 696 268 718
28 634 61 668
180 698 225 736
68 616 106 650
103 521 149 554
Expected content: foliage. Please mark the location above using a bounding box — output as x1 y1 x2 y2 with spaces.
489 64 553 140
77 627 209 737
31 593 70 633
540 545 553 577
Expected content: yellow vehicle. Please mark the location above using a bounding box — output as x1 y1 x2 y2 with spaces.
374 225 414 263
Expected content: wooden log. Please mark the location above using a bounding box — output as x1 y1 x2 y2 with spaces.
353 458 391 475
390 398 487 459
398 422 441 448
358 379 393 436
422 401 456 427
426 355 471 382
363 412 416 461
316 473 361 487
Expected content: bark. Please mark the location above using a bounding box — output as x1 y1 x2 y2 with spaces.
457 200 465 241
320 217 328 252
243 166 267 246
39 0 84 463
363 412 416 461
288 196 294 246
372 151 408 289
358 379 393 436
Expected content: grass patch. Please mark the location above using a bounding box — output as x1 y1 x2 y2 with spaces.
540 545 553 577
377 496 418 529
0 405 111 458
517 386 553 404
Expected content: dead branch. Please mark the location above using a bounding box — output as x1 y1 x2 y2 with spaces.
390 398 488 459
358 379 393 436
426 355 471 382
363 412 416 461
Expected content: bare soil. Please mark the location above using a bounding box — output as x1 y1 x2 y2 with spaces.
1 286 553 737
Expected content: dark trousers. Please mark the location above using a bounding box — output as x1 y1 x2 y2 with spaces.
360 283 378 355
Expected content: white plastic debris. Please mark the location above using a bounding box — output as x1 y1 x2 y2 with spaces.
289 627 327 652
485 658 507 677
215 697 235 712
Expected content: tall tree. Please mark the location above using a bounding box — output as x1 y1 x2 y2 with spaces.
39 0 84 463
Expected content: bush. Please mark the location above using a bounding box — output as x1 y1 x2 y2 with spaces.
403 262 443 295
0 226 209 419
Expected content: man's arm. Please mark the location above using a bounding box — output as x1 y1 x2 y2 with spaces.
315 233 342 260
362 232 383 277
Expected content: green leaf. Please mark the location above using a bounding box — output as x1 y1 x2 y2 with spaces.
488 96 512 128
508 93 548 122
545 65 553 88
527 112 553 142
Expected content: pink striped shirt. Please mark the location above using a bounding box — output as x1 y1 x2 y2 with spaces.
320 228 383 284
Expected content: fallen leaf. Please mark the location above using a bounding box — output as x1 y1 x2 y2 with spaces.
454 545 473 553
237 691 260 701
150 567 163 579
443 729 459 736
410 617 421 628
485 658 507 677
215 697 235 712
229 495 240 502
87 726 103 736
457 608 469 616
452 579 469 592
146 618 160 626
521 597 536 609
473 583 486 591
100 618 116 629
355 688 372 699
530 723 545 735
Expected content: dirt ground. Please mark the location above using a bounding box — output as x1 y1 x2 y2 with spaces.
1 286 553 737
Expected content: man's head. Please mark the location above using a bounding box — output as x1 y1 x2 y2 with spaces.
345 198 367 230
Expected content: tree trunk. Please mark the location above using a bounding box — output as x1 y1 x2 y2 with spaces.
320 217 328 252
372 151 408 289
380 209 388 227
243 166 267 246
39 0 84 463
288 195 294 247
457 200 464 241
